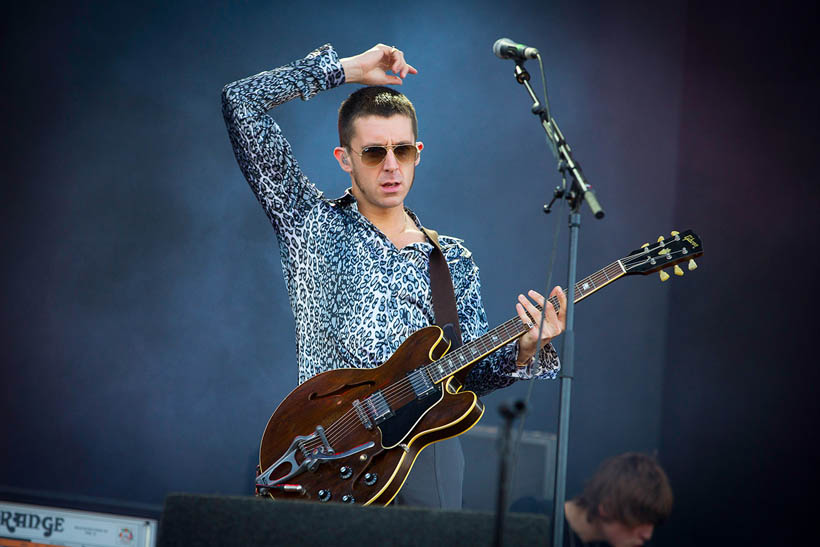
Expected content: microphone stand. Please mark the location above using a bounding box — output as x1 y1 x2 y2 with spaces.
493 400 527 547
509 60 605 547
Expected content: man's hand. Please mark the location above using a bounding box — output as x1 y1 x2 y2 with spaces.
515 287 567 366
341 44 417 85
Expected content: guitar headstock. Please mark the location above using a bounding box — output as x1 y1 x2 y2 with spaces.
621 230 703 281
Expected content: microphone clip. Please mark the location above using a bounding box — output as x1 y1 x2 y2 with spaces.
514 62 530 84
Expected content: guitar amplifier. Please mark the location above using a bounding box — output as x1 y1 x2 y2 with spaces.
0 489 159 547
460 424 556 512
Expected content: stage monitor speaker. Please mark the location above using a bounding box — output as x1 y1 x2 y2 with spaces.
158 494 551 547
461 424 556 512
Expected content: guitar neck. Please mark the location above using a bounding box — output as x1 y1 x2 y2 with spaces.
426 260 626 384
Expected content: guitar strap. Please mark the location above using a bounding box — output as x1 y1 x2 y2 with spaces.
420 226 464 351
421 227 472 388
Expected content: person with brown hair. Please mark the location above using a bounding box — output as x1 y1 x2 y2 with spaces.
563 452 674 547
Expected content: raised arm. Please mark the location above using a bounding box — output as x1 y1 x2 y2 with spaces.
221 44 417 240
221 45 344 238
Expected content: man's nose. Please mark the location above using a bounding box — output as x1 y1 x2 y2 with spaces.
382 149 400 170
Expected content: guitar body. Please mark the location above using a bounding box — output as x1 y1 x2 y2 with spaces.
258 326 485 506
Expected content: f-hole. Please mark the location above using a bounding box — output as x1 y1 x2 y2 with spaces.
308 381 376 400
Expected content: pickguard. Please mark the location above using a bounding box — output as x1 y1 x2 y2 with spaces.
378 384 443 448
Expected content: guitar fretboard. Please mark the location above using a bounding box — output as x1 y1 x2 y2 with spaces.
424 260 626 383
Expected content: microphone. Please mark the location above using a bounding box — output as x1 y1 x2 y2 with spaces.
493 38 539 61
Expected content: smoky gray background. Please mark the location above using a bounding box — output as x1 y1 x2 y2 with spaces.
2 1 817 545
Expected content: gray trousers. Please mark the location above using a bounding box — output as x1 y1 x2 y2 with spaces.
394 437 465 510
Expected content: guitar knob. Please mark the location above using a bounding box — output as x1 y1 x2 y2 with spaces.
657 236 665 243
674 265 684 276
318 489 332 502
671 230 680 236
339 466 353 480
641 243 650 248
341 494 356 504
659 270 670 282
688 259 698 271
364 472 378 486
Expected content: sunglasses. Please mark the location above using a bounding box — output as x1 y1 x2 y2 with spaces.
350 144 419 166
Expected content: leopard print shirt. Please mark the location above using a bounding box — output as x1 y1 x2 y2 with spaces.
222 44 558 395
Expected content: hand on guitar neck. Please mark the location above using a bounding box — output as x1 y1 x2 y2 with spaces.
515 287 567 366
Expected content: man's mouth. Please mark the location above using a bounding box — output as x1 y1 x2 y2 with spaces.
380 181 402 191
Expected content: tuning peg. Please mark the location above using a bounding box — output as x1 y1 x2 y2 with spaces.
657 236 665 243
659 270 670 282
641 243 650 248
674 265 684 276
688 259 698 271
671 230 680 236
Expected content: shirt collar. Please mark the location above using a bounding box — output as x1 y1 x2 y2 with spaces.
330 188 422 226
329 188 432 251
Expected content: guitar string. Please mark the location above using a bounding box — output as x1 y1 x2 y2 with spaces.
304 310 546 450
300 373 421 451
301 317 536 449
303 313 535 451
304 373 422 449
299 248 691 451
306 313 555 451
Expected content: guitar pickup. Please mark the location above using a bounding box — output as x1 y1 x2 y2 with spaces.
407 368 436 399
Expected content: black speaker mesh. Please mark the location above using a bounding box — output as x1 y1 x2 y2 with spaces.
158 493 551 547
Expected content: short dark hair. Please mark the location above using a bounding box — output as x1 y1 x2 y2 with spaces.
337 86 418 147
574 452 674 527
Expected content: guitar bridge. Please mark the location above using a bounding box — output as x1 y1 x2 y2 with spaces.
364 390 393 424
352 399 374 430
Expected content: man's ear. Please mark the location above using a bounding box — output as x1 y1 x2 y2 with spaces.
415 141 424 166
334 147 352 172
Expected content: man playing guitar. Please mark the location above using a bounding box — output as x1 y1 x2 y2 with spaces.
222 43 566 508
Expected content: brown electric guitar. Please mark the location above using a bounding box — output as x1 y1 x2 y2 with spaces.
256 230 703 505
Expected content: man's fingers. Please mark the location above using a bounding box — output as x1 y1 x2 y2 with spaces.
527 289 545 308
520 288 565 340
553 286 567 319
358 44 416 84
391 49 403 73
526 289 555 333
515 302 527 321
544 303 560 335
516 302 535 333
518 293 543 330
547 286 566 336
386 47 416 79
